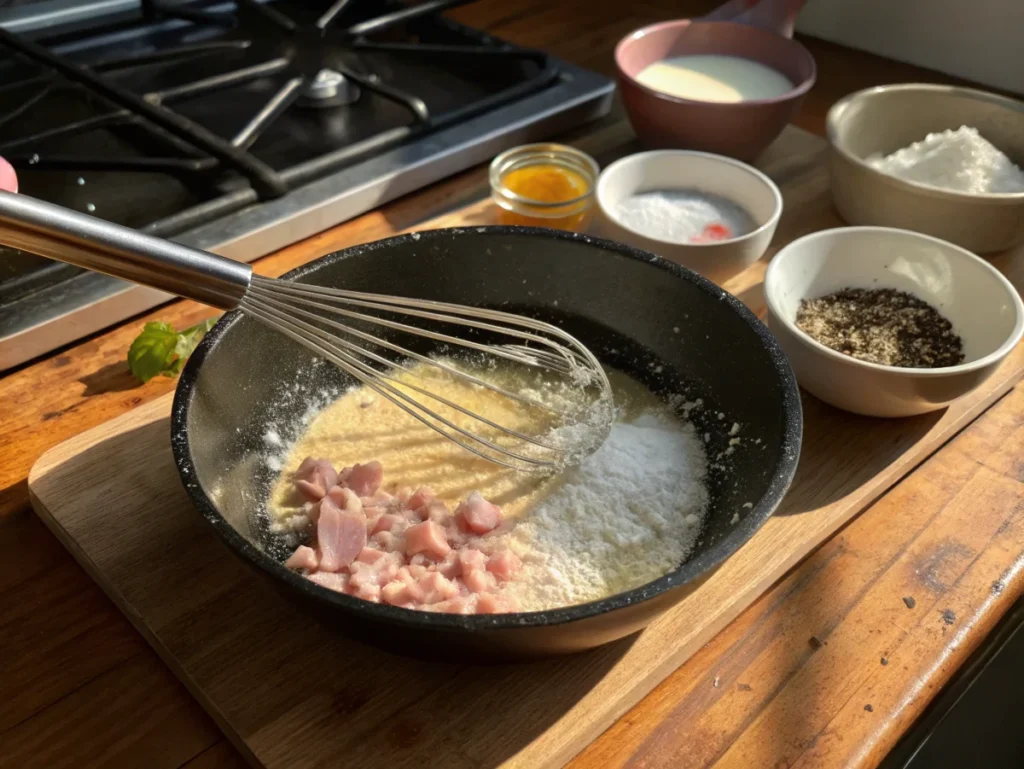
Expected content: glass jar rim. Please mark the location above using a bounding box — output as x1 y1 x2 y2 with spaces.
489 143 599 210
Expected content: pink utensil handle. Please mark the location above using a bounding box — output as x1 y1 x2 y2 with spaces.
0 157 16 193
701 0 807 38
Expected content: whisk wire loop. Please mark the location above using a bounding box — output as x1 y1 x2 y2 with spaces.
241 275 613 472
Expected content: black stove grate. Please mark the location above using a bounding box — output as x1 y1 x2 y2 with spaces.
0 0 559 236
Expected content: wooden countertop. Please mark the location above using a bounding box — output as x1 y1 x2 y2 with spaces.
2 2 1022 767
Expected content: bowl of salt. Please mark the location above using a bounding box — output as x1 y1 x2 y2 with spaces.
595 149 783 284
827 83 1024 254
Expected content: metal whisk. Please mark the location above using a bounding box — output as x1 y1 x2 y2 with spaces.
0 191 612 471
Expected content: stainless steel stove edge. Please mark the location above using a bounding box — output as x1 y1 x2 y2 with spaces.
0 69 614 371
0 0 141 35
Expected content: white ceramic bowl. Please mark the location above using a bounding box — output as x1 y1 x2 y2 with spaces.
764 226 1024 417
595 150 782 284
827 84 1024 254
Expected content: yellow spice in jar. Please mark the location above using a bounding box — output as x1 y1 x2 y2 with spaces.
497 163 591 230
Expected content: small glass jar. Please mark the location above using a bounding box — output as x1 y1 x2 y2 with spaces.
489 143 599 231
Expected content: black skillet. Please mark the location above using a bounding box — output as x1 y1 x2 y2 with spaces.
171 226 802 662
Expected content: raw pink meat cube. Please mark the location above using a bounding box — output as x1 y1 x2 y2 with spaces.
405 520 451 560
486 550 522 581
293 458 338 501
476 593 518 614
345 461 383 497
307 571 348 593
455 491 502 535
463 568 496 594
406 486 435 513
457 548 488 575
316 496 367 571
284 545 319 571
417 572 459 604
325 486 363 514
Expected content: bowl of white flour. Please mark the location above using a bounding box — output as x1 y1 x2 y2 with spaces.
827 83 1024 254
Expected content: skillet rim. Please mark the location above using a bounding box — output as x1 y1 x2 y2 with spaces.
171 226 802 632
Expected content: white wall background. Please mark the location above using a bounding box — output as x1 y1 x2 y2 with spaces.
796 0 1024 96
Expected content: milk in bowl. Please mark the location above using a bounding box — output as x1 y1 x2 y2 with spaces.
635 54 793 103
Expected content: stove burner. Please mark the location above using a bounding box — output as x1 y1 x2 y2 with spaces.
0 0 553 209
299 68 361 108
0 0 614 371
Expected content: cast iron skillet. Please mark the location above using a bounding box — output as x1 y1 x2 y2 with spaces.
171 227 802 662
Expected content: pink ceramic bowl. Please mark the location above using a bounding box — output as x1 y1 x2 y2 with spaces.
615 20 816 161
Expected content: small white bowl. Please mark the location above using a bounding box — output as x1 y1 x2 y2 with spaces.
764 226 1024 417
595 150 782 284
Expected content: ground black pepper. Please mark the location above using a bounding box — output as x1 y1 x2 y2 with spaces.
795 288 964 368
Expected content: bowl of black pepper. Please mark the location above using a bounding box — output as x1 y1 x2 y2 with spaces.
764 226 1024 417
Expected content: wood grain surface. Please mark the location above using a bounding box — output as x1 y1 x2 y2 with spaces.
571 385 1024 769
25 126 1024 769
4 1 1024 766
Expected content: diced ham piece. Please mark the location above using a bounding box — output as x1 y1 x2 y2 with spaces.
356 547 386 564
316 495 367 572
325 486 363 514
376 554 403 585
408 563 429 580
395 566 418 587
289 459 523 614
476 593 517 614
345 461 383 497
486 550 522 581
284 545 318 571
381 581 415 607
417 572 459 604
436 550 461 579
354 582 381 602
463 568 497 594
383 569 425 606
293 458 338 501
457 548 488 576
307 571 349 593
406 486 435 514
434 596 476 614
455 491 502 535
405 520 451 560
371 513 407 535
351 552 401 587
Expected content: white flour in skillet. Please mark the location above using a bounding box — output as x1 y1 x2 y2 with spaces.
502 410 708 609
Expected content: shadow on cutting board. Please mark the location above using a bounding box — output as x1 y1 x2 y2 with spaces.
776 395 942 516
30 415 637 769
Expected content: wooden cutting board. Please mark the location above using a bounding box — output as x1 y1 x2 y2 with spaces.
27 127 1024 769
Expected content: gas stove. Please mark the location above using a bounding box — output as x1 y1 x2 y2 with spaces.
0 0 613 370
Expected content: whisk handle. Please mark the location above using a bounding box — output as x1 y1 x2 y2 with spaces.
0 191 252 310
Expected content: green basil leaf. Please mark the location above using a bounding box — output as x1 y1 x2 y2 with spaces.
126 317 218 383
